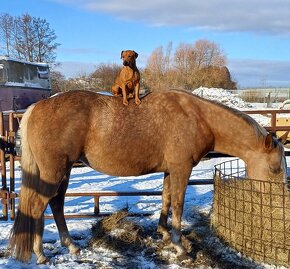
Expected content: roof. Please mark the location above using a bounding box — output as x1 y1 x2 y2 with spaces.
0 56 49 67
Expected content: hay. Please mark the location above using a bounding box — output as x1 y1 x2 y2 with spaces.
90 209 144 250
212 165 290 267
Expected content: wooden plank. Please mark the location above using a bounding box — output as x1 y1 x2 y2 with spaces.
276 117 290 140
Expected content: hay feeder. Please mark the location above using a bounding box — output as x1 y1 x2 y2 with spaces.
211 159 290 267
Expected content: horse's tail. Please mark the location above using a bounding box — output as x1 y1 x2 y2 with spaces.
9 104 40 262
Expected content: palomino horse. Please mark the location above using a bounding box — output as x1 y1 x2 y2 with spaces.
9 90 287 263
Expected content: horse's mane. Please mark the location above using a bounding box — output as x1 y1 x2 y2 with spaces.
168 89 268 139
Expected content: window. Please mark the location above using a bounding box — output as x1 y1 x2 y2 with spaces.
37 66 49 79
7 61 24 83
0 64 4 83
27 65 38 81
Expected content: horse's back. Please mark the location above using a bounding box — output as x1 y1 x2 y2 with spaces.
25 90 203 176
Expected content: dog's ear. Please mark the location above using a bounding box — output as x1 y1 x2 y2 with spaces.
120 51 124 59
134 51 138 58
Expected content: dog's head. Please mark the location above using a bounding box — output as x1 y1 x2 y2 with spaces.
121 50 138 67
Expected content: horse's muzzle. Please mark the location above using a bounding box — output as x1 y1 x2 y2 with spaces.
286 176 290 190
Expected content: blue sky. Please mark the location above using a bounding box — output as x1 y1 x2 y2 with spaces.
1 0 290 88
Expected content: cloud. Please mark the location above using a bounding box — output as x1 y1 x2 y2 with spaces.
229 59 290 88
51 0 290 35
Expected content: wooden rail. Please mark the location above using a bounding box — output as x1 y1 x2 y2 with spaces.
2 179 214 219
242 109 290 133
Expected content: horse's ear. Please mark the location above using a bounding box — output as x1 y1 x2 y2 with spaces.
278 131 290 145
264 133 274 150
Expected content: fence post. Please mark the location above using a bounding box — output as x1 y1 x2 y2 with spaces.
0 112 8 220
94 195 100 215
9 113 15 220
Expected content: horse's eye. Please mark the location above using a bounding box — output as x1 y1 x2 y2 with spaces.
270 166 282 174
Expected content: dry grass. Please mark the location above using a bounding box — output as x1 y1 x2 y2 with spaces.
90 209 144 250
87 208 262 268
212 175 290 267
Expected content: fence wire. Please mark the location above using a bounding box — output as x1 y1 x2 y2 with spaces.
212 159 290 266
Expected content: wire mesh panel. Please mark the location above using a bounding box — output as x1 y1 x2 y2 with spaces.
212 159 290 267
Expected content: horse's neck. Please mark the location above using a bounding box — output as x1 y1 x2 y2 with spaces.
200 102 259 160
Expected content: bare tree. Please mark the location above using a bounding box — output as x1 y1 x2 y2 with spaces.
144 39 236 91
0 13 59 63
174 43 196 90
13 14 35 61
194 66 236 89
50 70 65 94
142 42 174 91
193 39 226 69
0 13 14 56
33 17 59 63
91 63 121 92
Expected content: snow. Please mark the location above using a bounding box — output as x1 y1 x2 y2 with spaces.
193 87 253 109
193 87 272 126
0 87 289 268
0 161 218 269
4 81 44 89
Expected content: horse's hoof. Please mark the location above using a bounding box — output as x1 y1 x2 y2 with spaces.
68 244 80 255
157 226 171 243
36 255 49 264
181 235 193 253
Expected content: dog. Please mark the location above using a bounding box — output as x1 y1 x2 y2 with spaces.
112 50 141 106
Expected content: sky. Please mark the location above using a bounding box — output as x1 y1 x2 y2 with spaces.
1 0 290 88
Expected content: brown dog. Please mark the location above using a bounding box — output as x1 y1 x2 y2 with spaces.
112 50 141 106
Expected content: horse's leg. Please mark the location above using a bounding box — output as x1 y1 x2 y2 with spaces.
33 210 47 264
169 166 192 255
157 173 171 243
49 169 80 254
32 165 72 264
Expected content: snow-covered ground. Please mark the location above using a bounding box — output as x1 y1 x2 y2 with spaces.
0 88 290 268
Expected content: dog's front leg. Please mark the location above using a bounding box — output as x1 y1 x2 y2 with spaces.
134 82 141 105
121 84 129 106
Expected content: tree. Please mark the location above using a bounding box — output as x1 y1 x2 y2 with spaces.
91 63 121 92
13 14 35 61
195 66 236 89
143 39 236 91
142 42 174 91
33 17 59 63
50 70 65 94
0 13 13 56
193 39 226 69
0 13 60 63
174 43 196 90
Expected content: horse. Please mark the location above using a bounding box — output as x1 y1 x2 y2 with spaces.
9 89 287 264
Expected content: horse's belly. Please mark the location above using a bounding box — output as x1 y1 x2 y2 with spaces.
83 152 164 177
89 162 158 177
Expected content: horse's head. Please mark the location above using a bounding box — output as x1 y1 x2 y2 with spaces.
246 133 288 185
